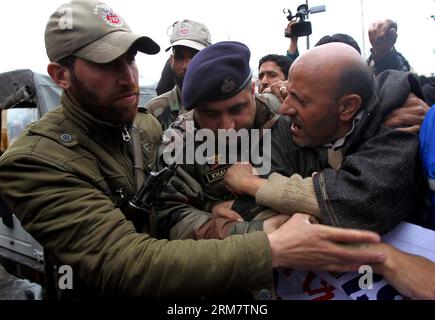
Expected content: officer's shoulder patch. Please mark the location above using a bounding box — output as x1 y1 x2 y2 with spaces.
27 121 79 148
145 92 172 113
161 111 196 147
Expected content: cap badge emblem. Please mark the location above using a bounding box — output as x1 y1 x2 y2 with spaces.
179 22 192 36
221 78 237 93
93 4 124 27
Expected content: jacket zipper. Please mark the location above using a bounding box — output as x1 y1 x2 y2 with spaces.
117 126 134 190
122 126 131 142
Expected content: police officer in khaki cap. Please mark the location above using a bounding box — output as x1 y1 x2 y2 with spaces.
45 0 160 64
44 0 160 126
146 19 212 131
0 0 388 300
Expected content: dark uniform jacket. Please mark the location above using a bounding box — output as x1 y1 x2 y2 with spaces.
367 48 411 76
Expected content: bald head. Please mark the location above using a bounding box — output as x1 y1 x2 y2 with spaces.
300 41 364 63
290 43 373 107
281 42 374 148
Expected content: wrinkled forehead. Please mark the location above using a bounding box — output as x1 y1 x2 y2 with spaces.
288 62 340 102
289 58 316 82
290 53 340 85
259 61 283 74
260 60 280 69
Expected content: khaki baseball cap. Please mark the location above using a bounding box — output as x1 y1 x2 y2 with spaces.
165 19 212 52
45 0 160 63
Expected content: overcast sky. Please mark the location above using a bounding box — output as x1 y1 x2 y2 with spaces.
1 0 434 84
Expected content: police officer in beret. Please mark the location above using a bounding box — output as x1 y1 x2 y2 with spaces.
157 41 292 240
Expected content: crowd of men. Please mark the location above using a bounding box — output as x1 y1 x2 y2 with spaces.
0 0 434 300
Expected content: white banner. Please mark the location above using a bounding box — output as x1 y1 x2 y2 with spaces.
277 222 435 300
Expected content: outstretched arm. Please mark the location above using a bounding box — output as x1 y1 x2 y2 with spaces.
268 213 386 271
373 243 435 300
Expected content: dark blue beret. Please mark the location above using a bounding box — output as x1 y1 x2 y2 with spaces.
182 41 252 110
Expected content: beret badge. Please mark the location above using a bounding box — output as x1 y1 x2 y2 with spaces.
221 78 237 94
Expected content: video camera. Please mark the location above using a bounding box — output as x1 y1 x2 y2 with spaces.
284 4 326 38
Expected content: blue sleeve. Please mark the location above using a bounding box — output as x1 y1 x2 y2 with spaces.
286 48 299 62
419 105 435 229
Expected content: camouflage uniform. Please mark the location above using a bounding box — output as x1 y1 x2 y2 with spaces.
157 94 281 240
145 85 186 131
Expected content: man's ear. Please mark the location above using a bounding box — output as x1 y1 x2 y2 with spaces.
47 63 71 90
338 94 362 122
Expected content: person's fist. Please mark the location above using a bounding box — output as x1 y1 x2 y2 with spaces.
369 19 398 57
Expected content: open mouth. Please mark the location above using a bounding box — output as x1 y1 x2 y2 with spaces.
290 122 303 136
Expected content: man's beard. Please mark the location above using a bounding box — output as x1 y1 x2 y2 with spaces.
68 71 139 126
